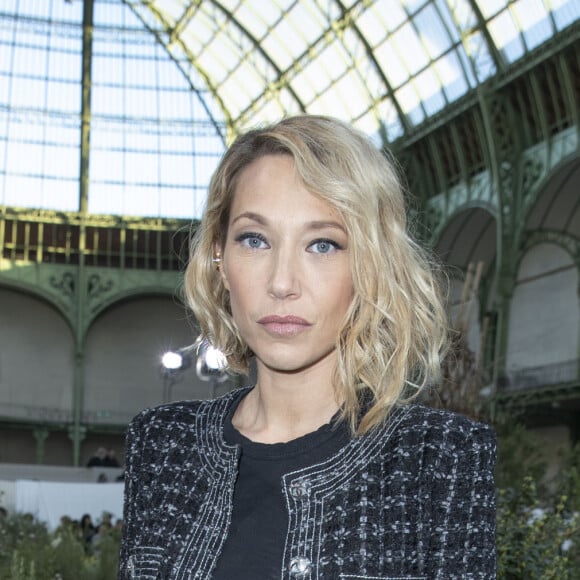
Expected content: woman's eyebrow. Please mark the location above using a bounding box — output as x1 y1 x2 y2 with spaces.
232 212 345 233
232 211 346 232
306 220 347 234
231 211 267 226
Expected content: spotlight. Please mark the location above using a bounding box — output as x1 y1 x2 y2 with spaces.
160 347 193 402
203 345 228 371
161 350 184 370
196 338 228 398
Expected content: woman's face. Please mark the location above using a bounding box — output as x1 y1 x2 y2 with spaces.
220 154 354 376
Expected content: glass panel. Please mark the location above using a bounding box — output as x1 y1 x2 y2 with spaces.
513 0 553 51
415 4 454 59
0 0 81 211
86 1 226 218
261 19 305 70
434 0 466 43
396 83 425 125
415 67 446 115
394 22 431 76
374 40 409 89
477 0 509 18
552 0 580 29
488 11 525 62
464 29 497 81
437 51 470 101
403 0 431 13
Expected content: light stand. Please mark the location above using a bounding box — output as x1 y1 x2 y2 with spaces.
195 338 228 398
160 348 192 403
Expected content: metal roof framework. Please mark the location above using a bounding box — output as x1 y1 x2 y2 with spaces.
124 0 579 143
0 0 578 219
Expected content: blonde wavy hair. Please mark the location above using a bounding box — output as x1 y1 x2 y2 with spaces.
184 115 448 435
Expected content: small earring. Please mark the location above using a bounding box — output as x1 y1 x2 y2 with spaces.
212 253 221 270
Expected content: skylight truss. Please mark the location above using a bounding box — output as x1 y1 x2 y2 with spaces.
125 0 579 143
0 0 577 219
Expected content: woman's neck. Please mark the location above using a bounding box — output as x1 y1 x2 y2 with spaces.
232 364 340 444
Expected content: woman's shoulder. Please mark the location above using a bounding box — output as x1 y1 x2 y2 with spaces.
127 387 249 434
389 403 496 452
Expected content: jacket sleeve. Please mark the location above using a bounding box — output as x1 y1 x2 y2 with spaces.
428 420 497 579
117 409 150 579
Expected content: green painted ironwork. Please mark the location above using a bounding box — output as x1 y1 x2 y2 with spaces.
0 209 190 331
0 207 191 463
33 428 49 465
392 34 580 394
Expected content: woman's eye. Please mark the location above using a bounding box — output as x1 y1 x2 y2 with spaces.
308 239 341 254
236 233 268 249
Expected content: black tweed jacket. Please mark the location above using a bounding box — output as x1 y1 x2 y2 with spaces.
118 388 496 579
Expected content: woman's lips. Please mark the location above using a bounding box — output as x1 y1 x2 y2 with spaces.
257 315 312 336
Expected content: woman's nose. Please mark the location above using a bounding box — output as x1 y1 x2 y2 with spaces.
267 248 300 299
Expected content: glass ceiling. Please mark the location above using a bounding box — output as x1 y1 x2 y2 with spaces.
0 0 578 219
128 0 579 142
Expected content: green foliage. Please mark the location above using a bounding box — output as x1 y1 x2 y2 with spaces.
495 417 580 579
559 443 580 514
494 415 548 492
90 531 123 580
0 513 120 580
497 476 580 579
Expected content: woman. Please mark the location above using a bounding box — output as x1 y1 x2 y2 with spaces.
119 115 496 579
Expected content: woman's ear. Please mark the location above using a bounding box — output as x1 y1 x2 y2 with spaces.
214 243 230 290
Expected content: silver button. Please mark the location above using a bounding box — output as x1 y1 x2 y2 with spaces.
289 479 311 499
290 556 312 577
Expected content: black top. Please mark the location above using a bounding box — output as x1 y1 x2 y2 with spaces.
212 392 349 580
